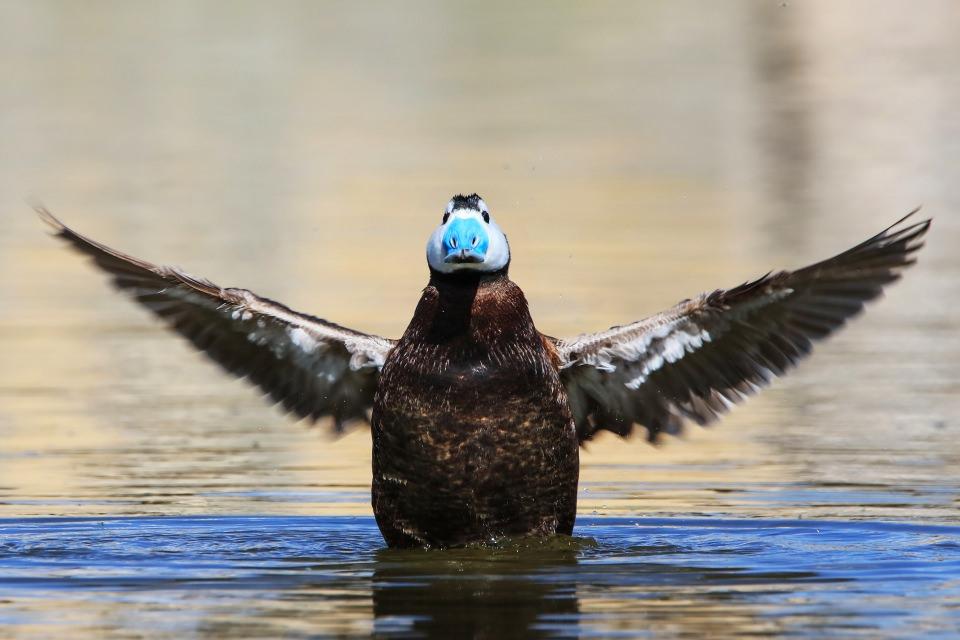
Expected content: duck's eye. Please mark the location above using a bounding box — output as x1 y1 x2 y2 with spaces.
481 211 490 223
442 212 450 224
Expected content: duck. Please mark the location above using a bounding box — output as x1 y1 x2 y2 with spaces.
39 195 930 548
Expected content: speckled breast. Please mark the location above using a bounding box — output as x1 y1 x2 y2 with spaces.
370 274 579 548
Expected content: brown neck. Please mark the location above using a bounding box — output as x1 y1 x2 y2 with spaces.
407 268 530 346
427 264 509 286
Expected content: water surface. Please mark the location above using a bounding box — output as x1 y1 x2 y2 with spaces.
3 516 959 638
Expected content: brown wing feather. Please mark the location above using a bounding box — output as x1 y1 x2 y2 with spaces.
39 208 395 430
554 210 931 443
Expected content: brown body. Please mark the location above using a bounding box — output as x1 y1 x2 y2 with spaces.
372 270 578 548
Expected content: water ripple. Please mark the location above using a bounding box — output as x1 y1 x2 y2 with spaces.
1 516 958 638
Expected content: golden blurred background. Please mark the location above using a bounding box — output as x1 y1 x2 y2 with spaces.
0 0 958 522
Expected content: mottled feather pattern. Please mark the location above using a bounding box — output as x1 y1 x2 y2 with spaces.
37 208 394 430
372 272 579 547
555 210 930 442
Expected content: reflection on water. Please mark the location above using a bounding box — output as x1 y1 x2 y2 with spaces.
1 0 959 638
2 517 958 638
372 540 584 638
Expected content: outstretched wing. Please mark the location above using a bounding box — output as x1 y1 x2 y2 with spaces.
40 208 395 430
553 211 930 443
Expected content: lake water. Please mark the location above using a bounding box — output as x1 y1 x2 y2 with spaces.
3 516 959 638
1 1 959 638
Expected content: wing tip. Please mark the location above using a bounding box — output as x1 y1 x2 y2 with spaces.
33 202 68 234
884 207 932 241
881 210 932 262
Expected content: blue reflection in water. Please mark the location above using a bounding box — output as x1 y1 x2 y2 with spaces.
1 516 958 638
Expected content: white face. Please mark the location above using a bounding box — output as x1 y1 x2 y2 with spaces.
426 197 510 274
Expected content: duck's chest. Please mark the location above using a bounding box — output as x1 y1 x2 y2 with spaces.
372 275 570 434
375 335 565 426
370 274 579 547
